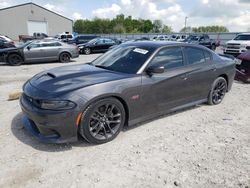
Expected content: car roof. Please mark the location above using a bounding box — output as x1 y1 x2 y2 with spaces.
121 41 211 50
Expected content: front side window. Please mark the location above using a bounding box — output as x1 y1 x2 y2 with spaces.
28 43 41 48
185 47 206 65
149 47 184 70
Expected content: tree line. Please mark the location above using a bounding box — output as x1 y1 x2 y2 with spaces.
73 14 229 34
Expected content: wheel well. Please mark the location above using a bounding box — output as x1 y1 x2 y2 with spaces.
7 53 23 61
218 74 229 87
60 51 71 57
112 96 129 126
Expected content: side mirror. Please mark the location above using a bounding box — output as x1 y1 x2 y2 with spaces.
146 65 165 75
27 46 31 50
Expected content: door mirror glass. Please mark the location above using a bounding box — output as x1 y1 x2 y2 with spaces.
146 65 165 74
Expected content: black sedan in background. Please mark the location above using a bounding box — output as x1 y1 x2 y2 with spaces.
78 38 119 54
20 42 236 144
0 35 15 49
67 35 99 45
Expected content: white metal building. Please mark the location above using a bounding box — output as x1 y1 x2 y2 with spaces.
0 2 73 40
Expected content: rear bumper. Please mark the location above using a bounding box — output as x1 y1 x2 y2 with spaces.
71 51 79 59
20 94 79 143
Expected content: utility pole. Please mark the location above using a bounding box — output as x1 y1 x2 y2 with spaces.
184 16 188 33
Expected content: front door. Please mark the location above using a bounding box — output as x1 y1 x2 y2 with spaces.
141 46 191 115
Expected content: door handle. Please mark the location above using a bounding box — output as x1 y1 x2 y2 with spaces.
212 67 217 72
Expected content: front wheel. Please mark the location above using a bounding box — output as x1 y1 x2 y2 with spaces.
208 77 227 105
7 54 24 66
79 98 126 144
84 48 91 55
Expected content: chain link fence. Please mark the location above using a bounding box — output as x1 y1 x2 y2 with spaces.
100 32 245 46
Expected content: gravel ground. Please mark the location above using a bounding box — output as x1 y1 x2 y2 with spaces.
0 51 249 188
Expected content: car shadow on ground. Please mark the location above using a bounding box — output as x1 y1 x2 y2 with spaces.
11 112 94 152
123 105 201 132
12 104 203 152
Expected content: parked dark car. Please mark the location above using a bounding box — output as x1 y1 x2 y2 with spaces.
0 35 15 49
68 35 99 45
235 50 250 83
184 34 219 50
0 40 79 65
78 38 117 54
20 41 236 144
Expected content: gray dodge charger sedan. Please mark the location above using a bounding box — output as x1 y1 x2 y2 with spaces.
0 40 79 65
20 41 236 144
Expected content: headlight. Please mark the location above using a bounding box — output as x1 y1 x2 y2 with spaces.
78 46 84 49
40 100 76 110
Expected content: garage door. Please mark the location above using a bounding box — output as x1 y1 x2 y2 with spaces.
27 21 47 35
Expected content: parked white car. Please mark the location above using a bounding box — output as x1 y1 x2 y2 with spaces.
152 35 170 41
224 33 250 56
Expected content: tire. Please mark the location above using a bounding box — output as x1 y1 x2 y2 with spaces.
59 52 71 63
7 54 23 66
79 98 126 144
208 77 227 105
84 48 91 55
211 44 216 51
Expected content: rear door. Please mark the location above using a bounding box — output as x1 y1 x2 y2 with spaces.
183 47 217 100
141 46 191 114
41 42 61 61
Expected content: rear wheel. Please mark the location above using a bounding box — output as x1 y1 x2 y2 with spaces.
59 52 71 63
84 48 91 55
7 54 23 66
211 44 216 51
208 77 227 105
79 98 125 144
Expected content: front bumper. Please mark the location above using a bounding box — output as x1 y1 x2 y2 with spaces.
20 94 79 143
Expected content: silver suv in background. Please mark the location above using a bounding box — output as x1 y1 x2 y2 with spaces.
0 40 79 66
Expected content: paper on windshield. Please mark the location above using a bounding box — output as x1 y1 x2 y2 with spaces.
133 48 149 54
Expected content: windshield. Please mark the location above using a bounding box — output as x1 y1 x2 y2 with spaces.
234 35 250 41
16 40 34 48
91 44 155 74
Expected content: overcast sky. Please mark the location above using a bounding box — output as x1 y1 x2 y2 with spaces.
0 0 250 32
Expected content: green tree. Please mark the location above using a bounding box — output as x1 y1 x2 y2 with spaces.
162 25 172 33
153 20 163 33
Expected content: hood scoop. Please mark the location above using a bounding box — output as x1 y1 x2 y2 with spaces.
47 72 56 78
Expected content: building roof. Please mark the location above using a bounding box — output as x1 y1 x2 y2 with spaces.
0 2 73 22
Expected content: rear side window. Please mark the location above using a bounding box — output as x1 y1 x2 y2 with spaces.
149 47 184 70
185 47 206 65
204 50 212 61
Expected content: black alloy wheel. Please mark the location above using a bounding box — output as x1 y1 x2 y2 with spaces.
79 98 125 144
8 54 24 66
59 52 71 63
211 44 216 51
208 77 227 105
84 48 91 55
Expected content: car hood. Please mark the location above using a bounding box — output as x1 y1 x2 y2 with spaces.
0 47 18 52
238 50 250 61
29 64 130 93
227 40 250 45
